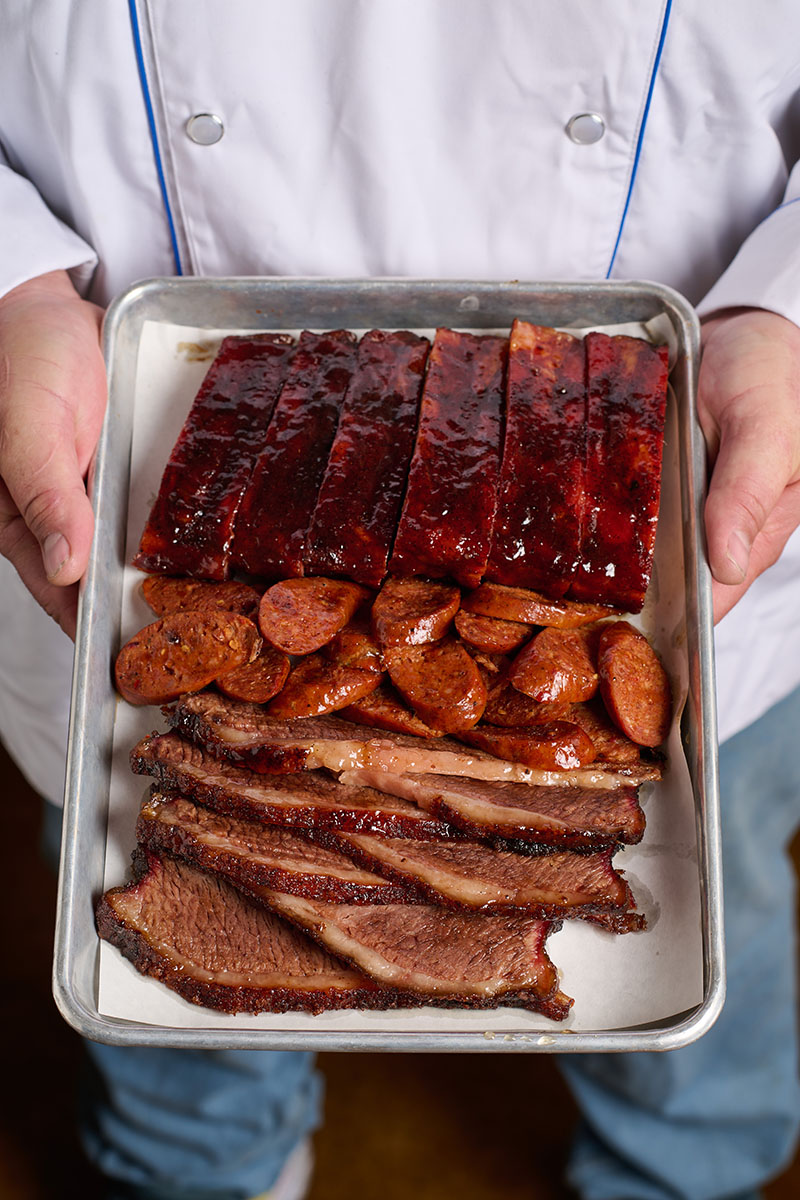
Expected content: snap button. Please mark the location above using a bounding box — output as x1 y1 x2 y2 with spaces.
565 112 606 145
186 113 225 145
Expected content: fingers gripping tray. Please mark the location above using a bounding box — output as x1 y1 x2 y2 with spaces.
54 278 723 1051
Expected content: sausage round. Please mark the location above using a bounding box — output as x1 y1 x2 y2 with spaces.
141 575 261 618
216 646 291 704
114 611 261 706
257 578 370 655
458 722 597 770
461 582 617 628
454 610 532 653
267 655 383 718
371 577 460 648
597 621 672 747
323 618 384 671
383 638 487 733
508 627 598 703
341 682 446 739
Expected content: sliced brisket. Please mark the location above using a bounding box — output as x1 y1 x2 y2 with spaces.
138 788 640 923
96 852 390 1014
167 692 657 787
131 733 454 839
247 890 572 1019
136 791 417 903
340 769 646 848
326 832 638 918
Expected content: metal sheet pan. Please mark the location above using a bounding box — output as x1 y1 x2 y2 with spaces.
53 277 723 1051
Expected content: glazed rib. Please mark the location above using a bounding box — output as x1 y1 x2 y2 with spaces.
569 333 669 611
232 329 358 578
389 328 506 588
133 334 295 580
303 329 429 587
487 322 586 596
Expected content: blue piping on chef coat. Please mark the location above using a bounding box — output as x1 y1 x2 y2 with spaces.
127 0 184 275
606 0 673 278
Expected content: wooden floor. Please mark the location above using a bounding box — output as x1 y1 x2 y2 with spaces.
1 741 797 1200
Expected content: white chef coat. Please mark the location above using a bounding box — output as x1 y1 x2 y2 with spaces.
1 0 800 801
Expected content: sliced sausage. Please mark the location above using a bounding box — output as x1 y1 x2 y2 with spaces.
216 647 291 704
323 618 384 671
383 638 487 733
141 575 261 618
568 700 641 764
483 686 571 729
458 723 597 770
508 627 598 703
597 622 672 747
267 655 383 719
454 610 532 654
114 611 261 706
372 577 460 648
258 578 370 655
461 582 617 628
462 647 511 677
341 682 446 739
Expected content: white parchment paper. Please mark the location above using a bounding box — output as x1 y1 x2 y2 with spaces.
97 316 703 1037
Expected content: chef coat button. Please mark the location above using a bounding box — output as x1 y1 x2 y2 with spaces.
186 113 225 145
565 112 606 145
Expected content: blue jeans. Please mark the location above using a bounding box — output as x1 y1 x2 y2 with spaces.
561 684 800 1200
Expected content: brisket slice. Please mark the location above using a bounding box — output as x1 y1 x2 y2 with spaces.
167 692 659 787
340 770 646 849
240 888 572 1019
324 831 640 922
131 733 454 839
138 788 641 925
137 792 417 904
96 852 390 1014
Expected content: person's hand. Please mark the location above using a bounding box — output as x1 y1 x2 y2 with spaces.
0 269 106 639
697 307 800 623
